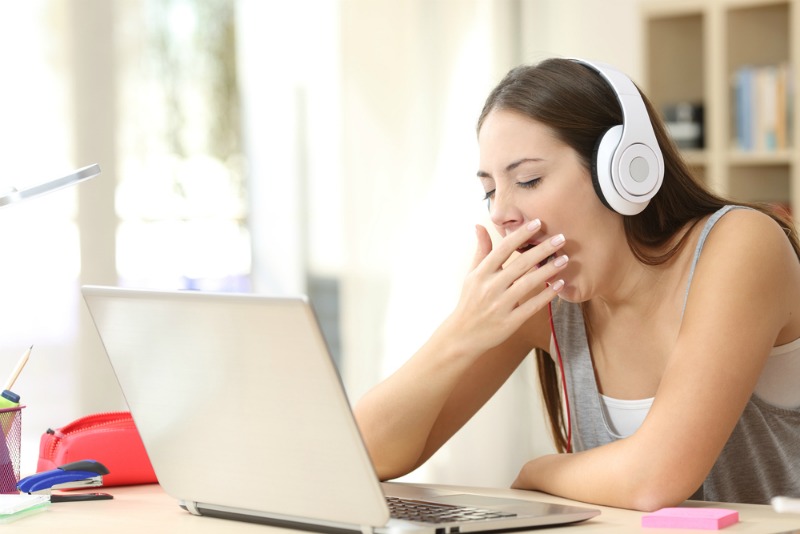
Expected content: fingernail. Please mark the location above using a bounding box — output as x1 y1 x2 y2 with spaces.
526 219 541 231
553 255 569 267
550 234 565 246
551 279 565 291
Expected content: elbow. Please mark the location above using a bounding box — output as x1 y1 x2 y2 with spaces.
618 437 707 511
362 441 423 483
630 488 688 513
371 459 414 483
627 476 701 512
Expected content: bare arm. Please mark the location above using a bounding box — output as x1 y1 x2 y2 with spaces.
354 221 566 480
512 210 799 510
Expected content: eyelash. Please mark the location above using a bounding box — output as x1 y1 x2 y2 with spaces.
518 177 542 189
482 177 541 201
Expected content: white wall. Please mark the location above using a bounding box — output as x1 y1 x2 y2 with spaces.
521 0 643 81
237 0 344 296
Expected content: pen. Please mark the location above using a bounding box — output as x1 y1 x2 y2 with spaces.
4 345 32 391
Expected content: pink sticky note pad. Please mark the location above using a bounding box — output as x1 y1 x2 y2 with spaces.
642 508 739 530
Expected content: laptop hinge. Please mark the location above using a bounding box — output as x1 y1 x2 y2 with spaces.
180 500 201 515
196 502 383 534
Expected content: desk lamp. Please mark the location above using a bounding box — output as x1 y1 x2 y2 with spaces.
0 163 101 498
0 164 100 208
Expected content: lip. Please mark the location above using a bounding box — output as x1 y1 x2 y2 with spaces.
516 239 558 269
537 253 557 269
517 240 540 254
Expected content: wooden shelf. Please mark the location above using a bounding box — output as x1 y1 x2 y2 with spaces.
727 149 793 166
642 0 798 213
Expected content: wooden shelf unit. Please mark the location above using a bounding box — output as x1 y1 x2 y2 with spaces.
642 0 799 216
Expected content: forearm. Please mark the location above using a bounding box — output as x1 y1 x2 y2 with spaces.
513 449 636 509
354 319 481 480
355 221 564 480
512 438 701 511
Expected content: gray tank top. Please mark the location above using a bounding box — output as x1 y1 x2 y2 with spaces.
551 205 800 503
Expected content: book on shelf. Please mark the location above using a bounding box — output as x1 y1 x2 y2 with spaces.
732 63 793 153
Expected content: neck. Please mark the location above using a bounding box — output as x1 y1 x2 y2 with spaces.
589 263 666 320
589 218 699 315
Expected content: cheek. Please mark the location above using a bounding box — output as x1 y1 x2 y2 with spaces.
556 193 615 263
555 163 599 207
547 180 598 229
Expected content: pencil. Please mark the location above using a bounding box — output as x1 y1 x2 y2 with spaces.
4 345 32 391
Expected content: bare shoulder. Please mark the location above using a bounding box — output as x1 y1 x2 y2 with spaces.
690 206 800 322
701 207 795 263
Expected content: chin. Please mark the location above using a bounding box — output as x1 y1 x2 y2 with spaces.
553 284 583 304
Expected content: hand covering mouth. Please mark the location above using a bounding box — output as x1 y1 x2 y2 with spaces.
517 241 556 269
537 254 556 269
517 240 537 254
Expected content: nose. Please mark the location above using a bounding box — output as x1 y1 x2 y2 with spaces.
488 189 524 232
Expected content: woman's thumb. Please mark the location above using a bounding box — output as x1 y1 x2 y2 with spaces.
471 224 493 269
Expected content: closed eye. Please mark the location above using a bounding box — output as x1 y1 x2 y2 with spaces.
518 177 541 189
482 177 540 204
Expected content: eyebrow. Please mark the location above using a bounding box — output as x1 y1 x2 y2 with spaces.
476 158 544 179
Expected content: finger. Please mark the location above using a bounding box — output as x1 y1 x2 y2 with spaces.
509 278 565 324
505 253 569 305
481 219 542 272
471 225 493 270
500 233 567 288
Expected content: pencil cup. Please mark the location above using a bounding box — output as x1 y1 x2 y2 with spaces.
0 406 23 493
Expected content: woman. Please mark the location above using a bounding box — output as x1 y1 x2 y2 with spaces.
353 58 800 511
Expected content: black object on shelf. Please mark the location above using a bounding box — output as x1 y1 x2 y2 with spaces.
663 102 704 149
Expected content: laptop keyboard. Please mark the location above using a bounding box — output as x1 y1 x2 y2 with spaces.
386 496 517 524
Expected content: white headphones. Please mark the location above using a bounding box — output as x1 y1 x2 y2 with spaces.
571 58 664 216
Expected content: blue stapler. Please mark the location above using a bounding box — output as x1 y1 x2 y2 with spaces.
17 460 113 502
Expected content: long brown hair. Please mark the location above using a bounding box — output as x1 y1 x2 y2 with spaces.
477 58 800 453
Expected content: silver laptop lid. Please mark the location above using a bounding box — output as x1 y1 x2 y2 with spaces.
82 286 389 528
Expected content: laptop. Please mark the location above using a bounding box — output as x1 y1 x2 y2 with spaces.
81 285 600 533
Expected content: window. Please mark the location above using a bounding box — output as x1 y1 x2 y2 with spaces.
116 0 250 291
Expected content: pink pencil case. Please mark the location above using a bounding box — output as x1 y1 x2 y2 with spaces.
37 411 157 487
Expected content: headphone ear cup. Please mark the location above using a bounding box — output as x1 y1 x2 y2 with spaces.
591 125 623 212
591 124 657 216
574 58 664 215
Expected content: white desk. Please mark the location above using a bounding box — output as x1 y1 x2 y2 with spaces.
12 483 800 533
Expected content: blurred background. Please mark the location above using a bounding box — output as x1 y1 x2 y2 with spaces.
0 0 643 483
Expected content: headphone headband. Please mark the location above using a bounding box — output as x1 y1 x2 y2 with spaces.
570 58 664 215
